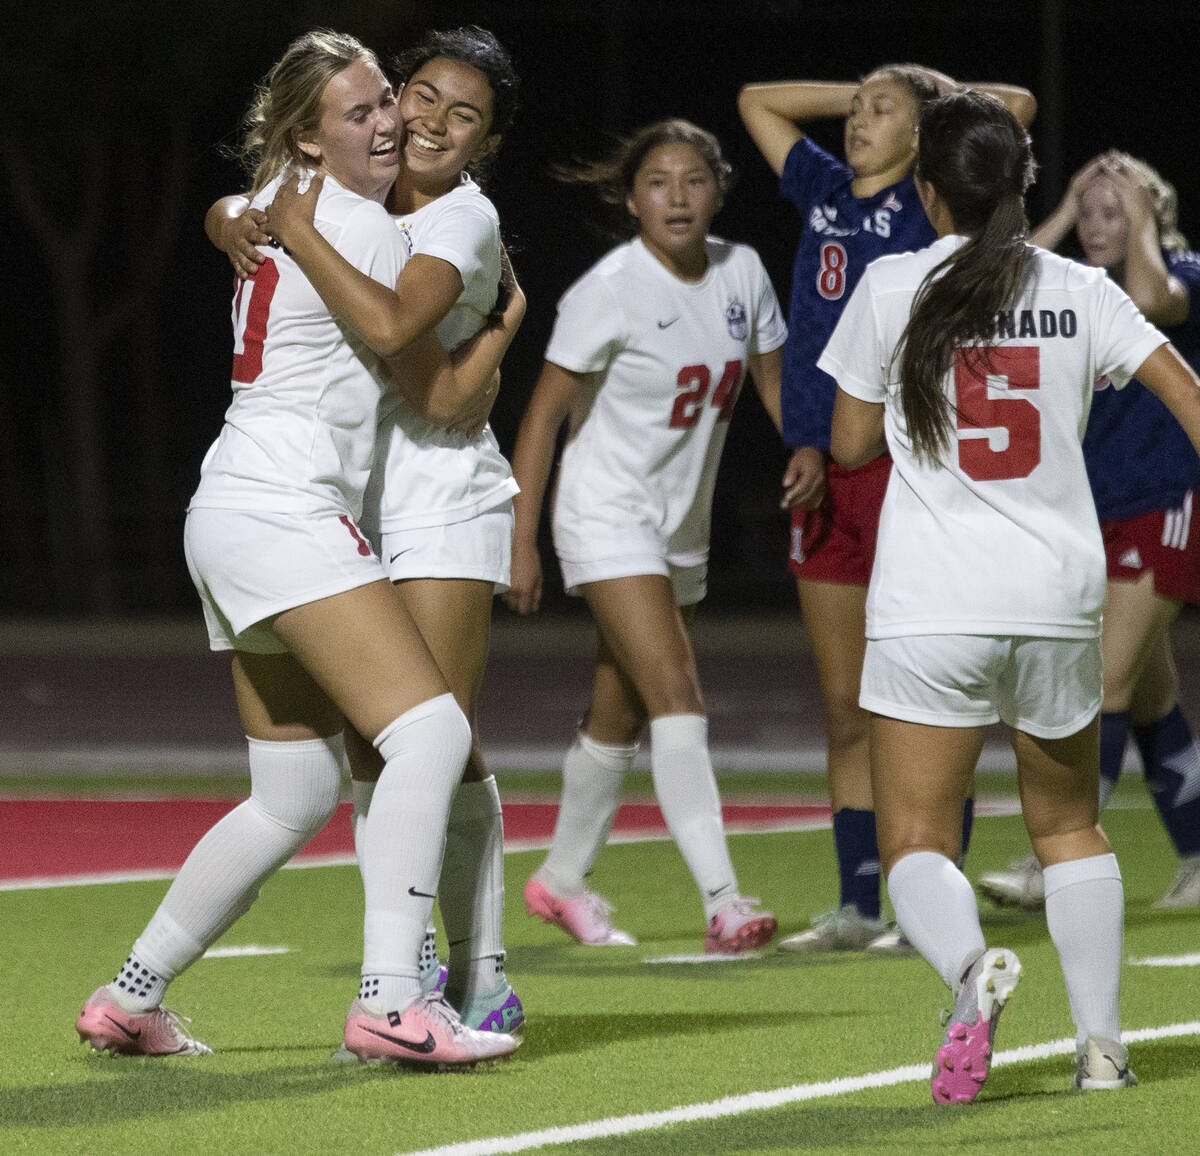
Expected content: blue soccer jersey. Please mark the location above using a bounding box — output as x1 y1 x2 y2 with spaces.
779 136 936 449
1083 250 1200 521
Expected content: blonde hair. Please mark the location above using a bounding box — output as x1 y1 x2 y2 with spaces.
1102 153 1187 252
237 29 380 194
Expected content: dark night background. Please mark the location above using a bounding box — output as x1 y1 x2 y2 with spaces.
3 0 1196 619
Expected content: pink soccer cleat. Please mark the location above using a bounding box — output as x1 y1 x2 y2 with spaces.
76 986 212 1057
705 897 777 954
931 947 1022 1104
342 990 519 1069
523 877 636 946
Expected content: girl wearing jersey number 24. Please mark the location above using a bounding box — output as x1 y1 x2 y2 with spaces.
212 27 529 1040
507 120 801 953
826 91 1200 1101
979 152 1200 912
76 32 523 1068
738 65 1036 954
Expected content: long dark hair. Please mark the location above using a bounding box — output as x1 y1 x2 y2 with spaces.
896 91 1037 465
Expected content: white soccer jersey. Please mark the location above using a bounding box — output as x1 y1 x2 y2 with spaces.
547 236 787 563
190 172 405 519
819 235 1167 640
363 175 518 533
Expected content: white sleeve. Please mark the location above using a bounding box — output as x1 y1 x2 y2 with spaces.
1090 275 1168 389
748 253 788 355
544 273 626 374
337 200 405 288
816 266 887 402
414 198 497 294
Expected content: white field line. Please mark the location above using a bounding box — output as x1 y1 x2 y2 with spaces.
203 944 291 958
1129 952 1200 967
398 1022 1200 1156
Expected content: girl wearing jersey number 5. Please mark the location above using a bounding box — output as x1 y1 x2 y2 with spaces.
738 66 1036 953
76 31 523 1069
507 120 797 953
826 91 1200 1100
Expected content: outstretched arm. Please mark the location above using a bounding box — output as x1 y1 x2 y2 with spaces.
503 361 582 615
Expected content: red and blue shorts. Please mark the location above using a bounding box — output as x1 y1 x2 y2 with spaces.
788 454 890 586
1103 490 1200 603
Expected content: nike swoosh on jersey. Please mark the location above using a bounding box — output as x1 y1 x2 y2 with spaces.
657 318 679 328
389 547 413 563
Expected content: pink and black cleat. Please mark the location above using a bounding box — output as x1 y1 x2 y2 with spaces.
76 986 212 1057
342 990 519 1069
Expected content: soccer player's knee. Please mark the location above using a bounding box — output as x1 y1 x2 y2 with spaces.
248 737 344 836
375 692 473 770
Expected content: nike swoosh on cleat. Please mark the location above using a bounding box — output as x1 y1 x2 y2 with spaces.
360 1024 438 1054
104 1015 142 1040
408 885 436 899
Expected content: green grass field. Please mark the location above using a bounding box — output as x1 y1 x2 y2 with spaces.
3 771 1198 1155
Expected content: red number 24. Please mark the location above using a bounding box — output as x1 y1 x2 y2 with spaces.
669 359 744 429
954 346 1041 480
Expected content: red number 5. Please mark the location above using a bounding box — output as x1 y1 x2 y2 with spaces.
954 346 1040 480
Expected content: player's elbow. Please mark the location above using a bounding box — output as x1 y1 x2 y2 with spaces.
829 430 876 470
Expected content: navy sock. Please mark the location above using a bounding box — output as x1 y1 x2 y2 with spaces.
1099 710 1129 809
833 808 881 918
1132 705 1200 856
958 797 975 867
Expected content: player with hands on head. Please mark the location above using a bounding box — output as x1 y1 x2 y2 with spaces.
980 151 1200 911
738 64 1036 954
507 119 794 953
76 29 522 1069
826 90 1200 1100
210 26 527 1036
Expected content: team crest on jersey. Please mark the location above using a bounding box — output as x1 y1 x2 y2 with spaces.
725 299 748 340
396 222 416 259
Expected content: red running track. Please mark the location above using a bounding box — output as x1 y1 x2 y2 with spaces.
1 798 830 885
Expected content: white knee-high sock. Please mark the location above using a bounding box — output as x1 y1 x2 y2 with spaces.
1044 853 1124 1046
116 735 344 1010
360 694 470 1013
440 776 506 1005
536 732 635 898
350 777 376 885
649 713 738 919
887 851 987 989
